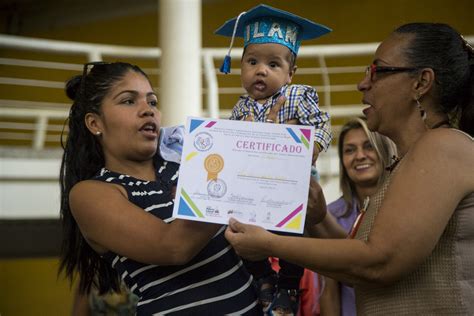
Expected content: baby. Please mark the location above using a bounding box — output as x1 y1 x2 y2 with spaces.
216 4 332 315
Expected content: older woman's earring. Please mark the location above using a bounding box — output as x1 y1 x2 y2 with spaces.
415 97 427 121
95 131 102 136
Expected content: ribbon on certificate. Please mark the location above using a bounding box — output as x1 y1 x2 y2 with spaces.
204 154 224 181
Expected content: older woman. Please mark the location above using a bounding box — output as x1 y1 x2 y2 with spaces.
225 22 474 314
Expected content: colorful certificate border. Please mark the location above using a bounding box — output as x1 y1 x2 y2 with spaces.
173 117 314 234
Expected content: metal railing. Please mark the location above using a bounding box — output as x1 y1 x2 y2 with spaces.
1 34 473 150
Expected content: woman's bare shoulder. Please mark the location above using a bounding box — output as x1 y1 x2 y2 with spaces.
409 128 474 189
71 179 109 196
72 179 125 192
414 128 473 158
70 180 126 211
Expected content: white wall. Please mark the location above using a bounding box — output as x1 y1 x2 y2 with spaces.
0 157 61 218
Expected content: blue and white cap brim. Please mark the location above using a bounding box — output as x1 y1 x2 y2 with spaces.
215 4 331 41
215 4 331 74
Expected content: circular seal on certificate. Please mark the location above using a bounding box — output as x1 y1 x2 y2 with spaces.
207 178 227 198
194 132 213 151
204 154 224 175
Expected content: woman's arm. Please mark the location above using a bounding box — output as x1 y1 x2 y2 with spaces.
70 181 221 265
72 283 91 316
319 277 341 316
227 129 474 285
226 221 381 284
307 212 347 239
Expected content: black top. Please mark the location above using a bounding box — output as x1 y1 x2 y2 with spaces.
95 157 260 315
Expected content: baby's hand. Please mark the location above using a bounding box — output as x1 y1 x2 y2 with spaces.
246 96 297 125
312 144 321 165
265 96 298 125
243 114 254 122
265 96 287 123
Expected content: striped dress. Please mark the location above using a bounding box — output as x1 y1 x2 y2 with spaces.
95 156 260 315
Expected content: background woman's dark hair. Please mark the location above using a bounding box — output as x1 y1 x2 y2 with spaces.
59 62 148 294
394 22 474 136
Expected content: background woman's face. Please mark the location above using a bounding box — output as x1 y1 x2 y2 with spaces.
342 128 382 187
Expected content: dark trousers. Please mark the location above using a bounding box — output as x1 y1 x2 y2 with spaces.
243 258 304 289
243 231 304 290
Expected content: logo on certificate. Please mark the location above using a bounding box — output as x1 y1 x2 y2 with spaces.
206 206 221 217
227 209 244 218
194 132 213 151
208 179 227 198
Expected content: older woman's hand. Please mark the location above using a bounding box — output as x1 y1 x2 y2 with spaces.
225 218 273 261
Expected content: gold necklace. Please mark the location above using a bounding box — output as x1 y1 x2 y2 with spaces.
430 119 450 129
385 155 402 172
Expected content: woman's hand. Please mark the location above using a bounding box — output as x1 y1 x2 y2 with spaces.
244 96 298 124
225 218 273 261
305 177 328 229
304 177 347 238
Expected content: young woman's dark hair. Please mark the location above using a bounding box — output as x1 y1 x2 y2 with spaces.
59 62 149 294
394 23 474 136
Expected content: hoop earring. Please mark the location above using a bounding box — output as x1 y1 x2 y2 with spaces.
415 97 427 121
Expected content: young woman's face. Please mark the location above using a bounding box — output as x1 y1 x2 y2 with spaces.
342 128 382 188
241 43 295 101
357 34 416 136
94 71 160 161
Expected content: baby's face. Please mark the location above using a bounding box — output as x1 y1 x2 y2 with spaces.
241 43 295 101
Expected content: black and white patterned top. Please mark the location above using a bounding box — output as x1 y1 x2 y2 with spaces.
95 156 260 315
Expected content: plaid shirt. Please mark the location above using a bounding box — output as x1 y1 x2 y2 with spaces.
229 84 332 151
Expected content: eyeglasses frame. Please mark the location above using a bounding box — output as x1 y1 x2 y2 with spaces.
365 63 419 82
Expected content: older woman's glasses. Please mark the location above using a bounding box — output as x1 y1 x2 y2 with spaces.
365 63 418 81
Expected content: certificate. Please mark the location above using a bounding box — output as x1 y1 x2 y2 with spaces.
172 117 314 233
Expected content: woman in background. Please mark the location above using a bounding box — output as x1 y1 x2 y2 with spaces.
317 117 395 316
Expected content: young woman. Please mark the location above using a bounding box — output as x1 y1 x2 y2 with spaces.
225 23 474 314
59 62 260 315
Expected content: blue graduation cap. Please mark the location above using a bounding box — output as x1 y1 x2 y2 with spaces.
215 4 332 73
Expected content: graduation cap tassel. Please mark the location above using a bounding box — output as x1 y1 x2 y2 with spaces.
219 55 231 74
219 11 246 74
